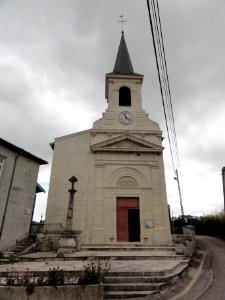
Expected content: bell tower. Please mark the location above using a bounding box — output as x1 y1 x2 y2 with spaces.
93 32 159 132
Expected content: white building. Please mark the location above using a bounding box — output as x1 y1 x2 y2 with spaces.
0 138 47 251
45 33 172 245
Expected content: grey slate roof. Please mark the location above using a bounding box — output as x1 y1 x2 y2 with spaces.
36 183 46 193
113 32 134 75
0 137 48 165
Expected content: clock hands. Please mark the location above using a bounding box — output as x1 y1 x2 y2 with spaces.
119 111 133 124
124 112 132 121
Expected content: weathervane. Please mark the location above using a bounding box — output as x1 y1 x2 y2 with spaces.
118 14 127 32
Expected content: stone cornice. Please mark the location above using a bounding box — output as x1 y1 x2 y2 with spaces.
90 128 162 137
90 133 163 153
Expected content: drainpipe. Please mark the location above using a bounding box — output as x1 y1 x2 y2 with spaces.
0 149 24 241
222 167 225 212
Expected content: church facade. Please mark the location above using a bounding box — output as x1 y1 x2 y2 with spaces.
45 33 172 245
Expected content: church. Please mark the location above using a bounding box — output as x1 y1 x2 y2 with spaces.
45 32 172 246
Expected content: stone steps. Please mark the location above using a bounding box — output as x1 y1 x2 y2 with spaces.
14 237 36 254
105 290 159 299
105 275 174 283
108 260 188 276
104 261 188 300
17 252 184 262
0 243 189 300
105 282 167 291
15 244 183 263
82 244 175 252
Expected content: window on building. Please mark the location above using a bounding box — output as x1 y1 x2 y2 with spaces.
119 86 131 106
0 155 5 178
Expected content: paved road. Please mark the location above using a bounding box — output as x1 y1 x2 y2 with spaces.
197 236 225 300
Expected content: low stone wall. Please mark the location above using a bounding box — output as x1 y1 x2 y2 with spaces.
0 285 104 300
173 225 196 257
37 231 82 252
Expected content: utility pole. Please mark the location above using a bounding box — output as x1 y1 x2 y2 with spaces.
174 169 184 218
222 167 225 212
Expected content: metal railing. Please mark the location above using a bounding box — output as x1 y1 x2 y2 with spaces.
29 223 64 236
0 269 79 286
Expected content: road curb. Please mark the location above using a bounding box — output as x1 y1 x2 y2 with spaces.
170 250 213 300
143 250 213 300
193 250 213 299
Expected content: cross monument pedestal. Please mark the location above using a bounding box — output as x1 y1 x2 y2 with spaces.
57 176 82 254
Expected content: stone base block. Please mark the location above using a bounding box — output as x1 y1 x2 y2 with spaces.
58 236 76 253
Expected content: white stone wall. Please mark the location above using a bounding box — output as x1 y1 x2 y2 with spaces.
0 146 40 251
45 130 171 245
45 72 172 246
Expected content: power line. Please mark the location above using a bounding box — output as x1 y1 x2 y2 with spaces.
146 0 176 172
154 0 180 168
150 0 178 164
150 0 179 169
146 0 184 216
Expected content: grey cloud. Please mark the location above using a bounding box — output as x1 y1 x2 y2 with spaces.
0 0 224 217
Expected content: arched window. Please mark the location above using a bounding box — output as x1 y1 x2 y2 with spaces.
119 86 131 106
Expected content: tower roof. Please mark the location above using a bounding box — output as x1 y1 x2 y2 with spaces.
113 32 134 75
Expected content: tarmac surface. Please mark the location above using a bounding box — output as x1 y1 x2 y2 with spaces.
197 236 225 300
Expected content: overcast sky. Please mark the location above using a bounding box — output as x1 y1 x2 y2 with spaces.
0 0 225 220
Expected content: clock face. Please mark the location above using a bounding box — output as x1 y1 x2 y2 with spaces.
119 111 133 124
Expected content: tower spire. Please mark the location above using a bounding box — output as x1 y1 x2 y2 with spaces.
113 32 134 75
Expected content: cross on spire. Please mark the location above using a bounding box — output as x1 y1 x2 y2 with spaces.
118 14 127 33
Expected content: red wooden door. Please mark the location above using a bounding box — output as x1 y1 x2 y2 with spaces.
117 198 139 242
117 208 128 241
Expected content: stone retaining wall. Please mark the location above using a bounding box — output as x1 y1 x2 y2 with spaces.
0 285 104 300
173 225 196 257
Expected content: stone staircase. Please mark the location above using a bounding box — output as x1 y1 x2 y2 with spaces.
80 244 184 261
103 261 188 299
0 237 37 264
14 236 36 254
8 243 189 299
82 244 176 252
82 244 188 300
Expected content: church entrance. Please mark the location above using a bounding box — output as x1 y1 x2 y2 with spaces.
117 197 140 242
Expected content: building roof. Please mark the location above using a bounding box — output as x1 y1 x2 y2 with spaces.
0 138 48 165
113 32 134 74
36 183 46 193
107 32 143 77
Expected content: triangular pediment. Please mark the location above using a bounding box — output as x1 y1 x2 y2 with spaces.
90 134 163 153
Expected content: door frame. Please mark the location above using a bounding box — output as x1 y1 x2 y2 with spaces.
116 197 140 242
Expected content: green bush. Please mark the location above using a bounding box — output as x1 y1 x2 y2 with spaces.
171 212 225 237
48 267 65 286
78 259 110 285
26 282 36 295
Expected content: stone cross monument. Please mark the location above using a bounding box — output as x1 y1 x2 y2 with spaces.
57 176 81 253
65 176 77 231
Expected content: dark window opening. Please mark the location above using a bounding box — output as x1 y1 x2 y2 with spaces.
119 86 131 106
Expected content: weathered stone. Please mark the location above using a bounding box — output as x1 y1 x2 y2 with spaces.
0 285 104 300
58 235 76 253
